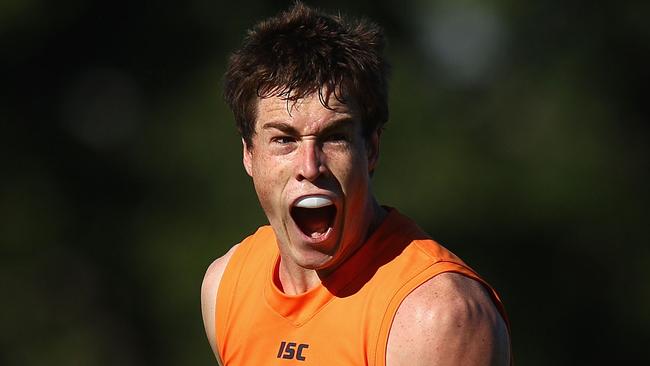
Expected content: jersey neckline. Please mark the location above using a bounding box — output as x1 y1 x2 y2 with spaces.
263 207 422 326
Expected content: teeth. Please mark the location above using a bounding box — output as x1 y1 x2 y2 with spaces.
294 196 333 208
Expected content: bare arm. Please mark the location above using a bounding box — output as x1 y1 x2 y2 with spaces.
201 244 239 364
386 272 510 366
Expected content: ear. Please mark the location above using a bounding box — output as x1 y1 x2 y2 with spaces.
367 128 382 174
242 138 253 177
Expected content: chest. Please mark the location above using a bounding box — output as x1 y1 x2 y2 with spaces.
220 284 389 365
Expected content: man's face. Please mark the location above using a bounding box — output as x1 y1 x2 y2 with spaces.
243 91 380 273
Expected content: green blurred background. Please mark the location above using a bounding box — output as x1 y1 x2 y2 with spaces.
1 0 649 364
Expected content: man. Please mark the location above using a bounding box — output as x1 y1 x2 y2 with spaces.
201 2 511 365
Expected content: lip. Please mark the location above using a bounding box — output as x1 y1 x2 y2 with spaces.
289 193 339 244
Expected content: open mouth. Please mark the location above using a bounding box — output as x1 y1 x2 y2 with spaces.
290 196 337 239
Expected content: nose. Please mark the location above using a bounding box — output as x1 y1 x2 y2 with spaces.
296 139 325 182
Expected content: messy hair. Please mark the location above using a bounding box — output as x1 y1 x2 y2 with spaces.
224 1 390 147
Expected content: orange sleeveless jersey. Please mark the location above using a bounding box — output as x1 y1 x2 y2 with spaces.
215 208 509 365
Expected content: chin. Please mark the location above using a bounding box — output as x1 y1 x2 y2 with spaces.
290 242 338 270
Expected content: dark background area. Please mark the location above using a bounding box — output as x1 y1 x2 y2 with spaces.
1 0 649 364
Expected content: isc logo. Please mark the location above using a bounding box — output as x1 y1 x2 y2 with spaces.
276 341 309 361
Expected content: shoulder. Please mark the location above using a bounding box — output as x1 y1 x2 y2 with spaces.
386 272 510 366
200 244 240 358
201 225 273 292
202 244 240 296
201 244 240 316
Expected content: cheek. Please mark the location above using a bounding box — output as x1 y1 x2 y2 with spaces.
253 177 278 218
335 154 369 194
251 156 289 208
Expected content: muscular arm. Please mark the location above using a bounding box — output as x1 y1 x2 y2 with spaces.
200 244 239 364
386 273 510 366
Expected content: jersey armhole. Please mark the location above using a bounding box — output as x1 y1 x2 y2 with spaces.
214 235 257 362
372 260 495 366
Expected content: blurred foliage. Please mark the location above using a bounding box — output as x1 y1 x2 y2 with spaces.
1 0 648 365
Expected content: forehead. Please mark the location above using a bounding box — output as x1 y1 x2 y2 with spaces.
254 92 360 129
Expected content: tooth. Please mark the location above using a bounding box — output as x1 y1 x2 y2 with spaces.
295 196 333 208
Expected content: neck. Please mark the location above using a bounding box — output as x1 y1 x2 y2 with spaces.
277 262 321 295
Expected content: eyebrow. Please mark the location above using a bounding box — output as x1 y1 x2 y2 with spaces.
261 117 354 136
261 122 299 135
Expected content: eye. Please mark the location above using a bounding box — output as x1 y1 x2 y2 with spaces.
325 133 349 143
271 136 296 145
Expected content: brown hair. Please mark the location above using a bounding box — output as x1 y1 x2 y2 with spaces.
224 1 390 147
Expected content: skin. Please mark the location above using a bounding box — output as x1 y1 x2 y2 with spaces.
242 91 385 293
385 273 511 366
201 245 236 366
201 91 510 365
